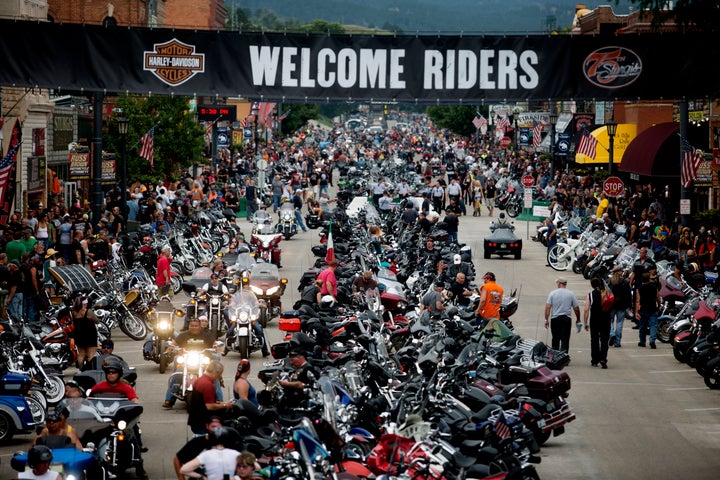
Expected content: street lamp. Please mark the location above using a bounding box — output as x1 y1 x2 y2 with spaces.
549 111 558 180
117 117 129 216
606 119 618 175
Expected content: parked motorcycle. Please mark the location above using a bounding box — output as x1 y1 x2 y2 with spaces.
0 372 46 442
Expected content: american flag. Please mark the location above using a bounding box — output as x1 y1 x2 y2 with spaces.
240 118 248 128
472 113 488 130
532 120 544 148
494 411 511 439
576 128 598 158
495 115 510 132
139 127 155 168
278 109 291 122
681 139 704 188
0 119 22 210
257 102 277 126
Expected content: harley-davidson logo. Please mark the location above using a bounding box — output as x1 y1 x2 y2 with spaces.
144 39 205 86
583 46 642 89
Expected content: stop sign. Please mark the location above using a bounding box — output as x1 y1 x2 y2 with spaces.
500 136 512 148
521 175 535 187
603 176 625 197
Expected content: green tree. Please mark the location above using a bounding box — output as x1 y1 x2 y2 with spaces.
295 20 345 34
106 95 205 184
280 104 320 134
426 105 479 137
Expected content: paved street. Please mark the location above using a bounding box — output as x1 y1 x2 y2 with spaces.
1 207 719 479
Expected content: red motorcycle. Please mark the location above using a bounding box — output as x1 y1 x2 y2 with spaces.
250 232 282 267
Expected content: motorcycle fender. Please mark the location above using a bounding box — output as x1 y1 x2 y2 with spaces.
238 326 249 336
674 331 694 344
0 402 25 430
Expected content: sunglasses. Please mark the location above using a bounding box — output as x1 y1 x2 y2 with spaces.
106 370 120 375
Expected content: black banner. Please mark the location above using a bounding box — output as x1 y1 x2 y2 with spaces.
0 20 717 102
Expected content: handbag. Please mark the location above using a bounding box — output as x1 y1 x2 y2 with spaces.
601 281 615 313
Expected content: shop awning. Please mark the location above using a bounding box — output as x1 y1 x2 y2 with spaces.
574 124 637 164
619 122 679 177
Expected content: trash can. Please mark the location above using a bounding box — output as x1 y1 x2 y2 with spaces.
237 197 247 218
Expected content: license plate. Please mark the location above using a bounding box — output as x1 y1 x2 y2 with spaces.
501 244 507 248
537 419 546 429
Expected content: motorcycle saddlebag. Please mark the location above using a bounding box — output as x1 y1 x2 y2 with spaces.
279 317 301 332
271 341 291 359
523 366 571 401
271 248 281 265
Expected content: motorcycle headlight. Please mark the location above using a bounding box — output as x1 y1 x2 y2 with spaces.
157 320 171 332
282 212 294 221
230 314 237 322
211 298 220 305
250 285 264 295
187 351 201 367
201 356 211 366
251 313 258 320
262 241 271 248
239 311 249 321
266 286 280 295
117 420 127 430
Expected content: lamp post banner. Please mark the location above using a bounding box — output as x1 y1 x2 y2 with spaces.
0 20 716 102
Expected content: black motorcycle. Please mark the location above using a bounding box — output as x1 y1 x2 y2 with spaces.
143 299 182 373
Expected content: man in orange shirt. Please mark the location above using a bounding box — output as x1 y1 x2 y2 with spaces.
475 272 504 322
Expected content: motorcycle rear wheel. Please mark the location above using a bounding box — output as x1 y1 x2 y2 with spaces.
120 313 149 341
171 274 182 295
0 411 14 442
29 387 47 410
547 244 572 271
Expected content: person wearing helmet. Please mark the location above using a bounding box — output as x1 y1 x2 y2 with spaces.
90 358 139 402
180 426 241 480
475 272 504 323
20 445 61 480
32 406 83 450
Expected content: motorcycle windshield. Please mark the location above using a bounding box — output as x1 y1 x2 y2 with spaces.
233 253 256 272
253 211 271 223
190 267 213 283
229 290 261 318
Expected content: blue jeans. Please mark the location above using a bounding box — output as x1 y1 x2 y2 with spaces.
24 294 38 325
319 184 329 198
638 311 658 345
609 309 625 346
273 194 282 212
294 210 307 231
7 293 23 321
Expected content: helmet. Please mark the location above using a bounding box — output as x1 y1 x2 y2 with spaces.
499 213 506 219
102 358 124 377
320 295 335 309
28 445 53 469
208 426 239 447
46 406 69 423
687 262 700 274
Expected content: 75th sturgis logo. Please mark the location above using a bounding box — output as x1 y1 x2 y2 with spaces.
144 39 205 86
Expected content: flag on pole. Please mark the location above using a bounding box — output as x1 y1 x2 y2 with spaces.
139 127 155 168
495 114 510 132
494 411 511 439
325 223 335 264
257 102 277 126
0 119 22 219
532 120 544 148
472 113 487 131
576 128 598 158
681 139 704 188
278 109 291 122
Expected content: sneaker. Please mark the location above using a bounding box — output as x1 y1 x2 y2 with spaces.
615 344 622 348
591 362 598 367
650 342 656 349
162 400 173 409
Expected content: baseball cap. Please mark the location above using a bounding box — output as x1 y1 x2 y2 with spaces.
556 277 568 284
453 254 462 265
198 315 209 322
